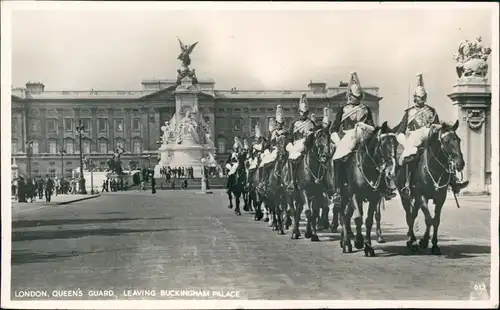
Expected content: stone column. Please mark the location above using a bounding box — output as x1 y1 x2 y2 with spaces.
39 108 47 152
125 108 132 151
107 108 115 150
448 76 491 195
91 108 98 152
140 107 149 151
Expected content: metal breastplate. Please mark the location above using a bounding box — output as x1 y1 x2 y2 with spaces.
292 119 314 140
407 106 436 131
341 104 369 131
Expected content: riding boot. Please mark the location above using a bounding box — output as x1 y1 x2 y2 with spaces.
286 161 295 191
332 161 344 205
450 174 469 194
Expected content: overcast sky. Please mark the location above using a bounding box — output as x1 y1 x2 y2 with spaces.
10 4 494 125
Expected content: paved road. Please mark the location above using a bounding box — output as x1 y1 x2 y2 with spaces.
10 190 492 300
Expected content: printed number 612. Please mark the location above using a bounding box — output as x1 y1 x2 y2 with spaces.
473 283 486 291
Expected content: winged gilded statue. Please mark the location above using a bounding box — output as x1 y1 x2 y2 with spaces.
177 37 199 68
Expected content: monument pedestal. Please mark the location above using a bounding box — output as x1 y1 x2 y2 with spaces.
448 77 491 195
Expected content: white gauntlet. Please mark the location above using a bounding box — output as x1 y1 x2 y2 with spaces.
396 133 406 145
331 132 341 144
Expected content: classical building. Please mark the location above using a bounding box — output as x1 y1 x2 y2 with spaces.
11 79 382 178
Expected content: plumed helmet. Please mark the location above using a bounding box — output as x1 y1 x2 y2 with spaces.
322 107 331 125
414 73 427 99
233 136 243 150
346 71 364 100
268 117 276 132
299 93 309 112
275 105 284 124
254 124 262 139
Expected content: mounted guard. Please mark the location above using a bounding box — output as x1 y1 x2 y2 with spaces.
396 73 469 195
248 125 265 170
260 105 287 167
225 137 244 190
286 93 316 189
330 72 395 200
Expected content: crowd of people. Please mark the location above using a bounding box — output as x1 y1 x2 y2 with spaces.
12 175 56 203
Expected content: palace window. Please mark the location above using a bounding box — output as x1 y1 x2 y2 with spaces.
48 168 56 178
80 118 90 132
115 119 124 132
98 118 107 132
66 161 73 166
12 118 17 132
99 140 108 154
250 117 259 135
218 141 226 154
233 118 243 132
48 140 57 154
133 140 142 153
132 118 141 132
49 161 56 166
115 140 125 150
31 120 40 132
82 140 90 154
47 119 57 133
64 118 73 132
65 140 74 154
31 141 39 154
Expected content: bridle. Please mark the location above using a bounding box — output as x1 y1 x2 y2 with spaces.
357 130 397 190
424 129 459 190
306 129 331 184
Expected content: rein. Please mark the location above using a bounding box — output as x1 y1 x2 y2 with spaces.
356 132 396 190
305 131 330 185
424 131 454 190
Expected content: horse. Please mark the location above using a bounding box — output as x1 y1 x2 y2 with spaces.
227 150 248 216
289 127 333 241
260 134 292 234
245 148 265 221
395 121 465 255
338 121 398 256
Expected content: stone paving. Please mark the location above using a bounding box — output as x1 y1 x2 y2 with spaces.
9 190 492 300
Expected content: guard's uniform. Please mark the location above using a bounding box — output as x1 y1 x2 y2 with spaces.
225 137 243 191
260 105 287 167
286 94 316 160
396 73 468 194
331 72 375 161
248 125 264 171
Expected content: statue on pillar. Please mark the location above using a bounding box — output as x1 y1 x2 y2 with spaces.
453 36 492 79
176 38 200 85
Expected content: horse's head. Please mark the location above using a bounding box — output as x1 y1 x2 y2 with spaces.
308 127 332 163
275 134 288 158
367 121 398 180
429 120 465 171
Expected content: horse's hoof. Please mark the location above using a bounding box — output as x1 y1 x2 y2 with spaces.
278 230 285 235
235 211 241 216
354 235 364 250
263 217 269 223
305 231 312 239
364 244 376 257
285 218 292 227
347 231 355 239
406 240 419 253
431 245 441 255
311 234 320 242
419 238 429 249
377 236 386 244
268 221 274 228
271 225 277 231
343 242 353 254
228 205 233 209
243 206 249 212
291 232 300 240
330 226 338 233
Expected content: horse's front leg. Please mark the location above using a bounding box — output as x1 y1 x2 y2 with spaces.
401 192 419 252
375 197 386 243
364 198 378 257
253 191 263 221
276 196 285 235
303 190 314 239
430 196 445 255
227 190 233 209
340 197 353 253
329 196 340 233
417 195 433 251
234 193 242 216
351 194 365 250
291 193 302 240
309 195 320 242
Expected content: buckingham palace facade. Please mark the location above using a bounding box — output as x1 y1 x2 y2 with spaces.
11 79 382 178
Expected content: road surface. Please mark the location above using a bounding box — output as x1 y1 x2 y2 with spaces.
10 190 492 300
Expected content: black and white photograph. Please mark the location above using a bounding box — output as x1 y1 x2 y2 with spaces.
1 2 498 309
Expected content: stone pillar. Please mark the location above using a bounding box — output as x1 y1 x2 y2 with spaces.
448 76 491 195
107 108 115 150
125 108 132 151
91 108 98 152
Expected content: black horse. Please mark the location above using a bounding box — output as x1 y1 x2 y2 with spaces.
289 127 333 241
338 122 398 255
395 121 465 255
227 150 248 216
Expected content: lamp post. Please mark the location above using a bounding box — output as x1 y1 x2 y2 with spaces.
84 156 95 195
59 148 66 179
26 141 33 178
76 120 87 194
200 158 207 193
148 154 152 168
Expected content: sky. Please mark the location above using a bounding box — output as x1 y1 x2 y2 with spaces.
10 4 494 126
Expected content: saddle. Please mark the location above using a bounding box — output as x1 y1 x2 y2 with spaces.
400 147 425 166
